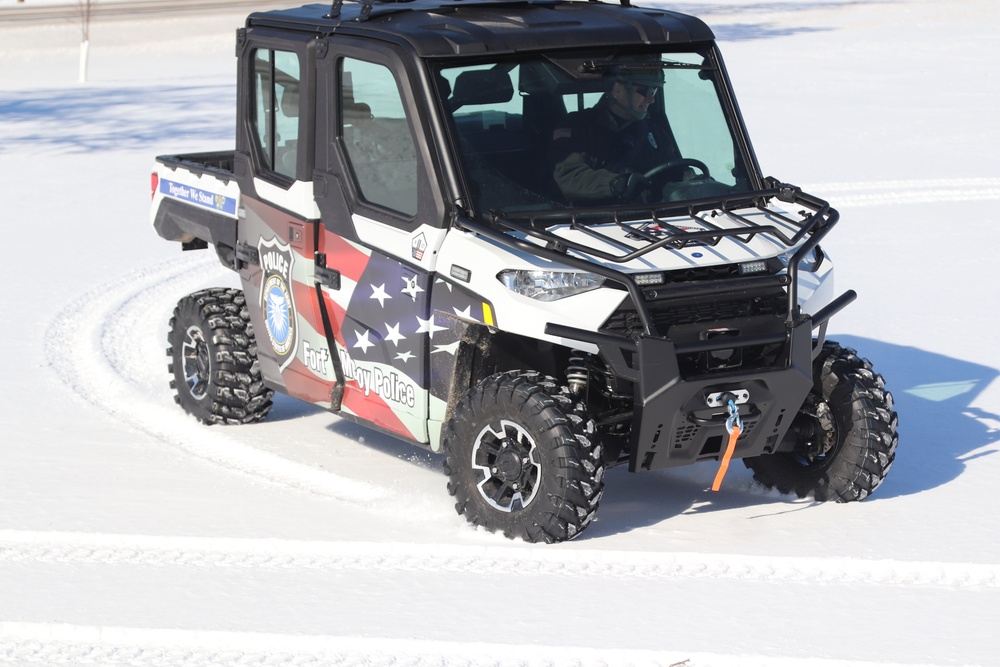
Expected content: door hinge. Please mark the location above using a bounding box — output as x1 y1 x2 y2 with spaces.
315 253 341 290
236 242 259 267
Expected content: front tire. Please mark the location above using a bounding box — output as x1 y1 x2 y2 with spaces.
443 371 605 543
167 288 273 425
745 342 898 502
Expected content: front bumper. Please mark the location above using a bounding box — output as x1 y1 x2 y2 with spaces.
548 289 856 472
624 319 815 472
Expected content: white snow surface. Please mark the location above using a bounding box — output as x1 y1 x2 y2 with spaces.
2 1 1000 665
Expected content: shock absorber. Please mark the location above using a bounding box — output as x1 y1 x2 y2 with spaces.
566 349 589 396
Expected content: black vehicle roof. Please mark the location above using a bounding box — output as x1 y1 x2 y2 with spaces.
246 0 715 58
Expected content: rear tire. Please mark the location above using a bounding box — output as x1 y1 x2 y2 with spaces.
745 342 898 502
443 371 604 543
167 288 273 425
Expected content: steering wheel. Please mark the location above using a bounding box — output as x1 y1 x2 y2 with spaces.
643 158 711 180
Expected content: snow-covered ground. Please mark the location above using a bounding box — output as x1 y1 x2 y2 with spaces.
2 1 999 665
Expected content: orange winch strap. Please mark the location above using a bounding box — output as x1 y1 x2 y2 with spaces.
711 423 741 492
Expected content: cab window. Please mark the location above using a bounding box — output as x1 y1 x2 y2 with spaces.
252 49 301 180
340 57 418 216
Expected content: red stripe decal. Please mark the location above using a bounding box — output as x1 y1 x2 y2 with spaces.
318 289 348 348
282 358 336 406
321 230 370 284
292 280 325 335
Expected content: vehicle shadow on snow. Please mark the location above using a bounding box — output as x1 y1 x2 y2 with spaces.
835 335 1000 497
0 84 234 154
586 451 841 538
245 339 999 539
323 415 445 471
261 392 445 469
264 392 330 422
260 336 1000 538
588 336 1000 538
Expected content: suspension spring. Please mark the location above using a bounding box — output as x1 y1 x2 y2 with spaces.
566 349 589 396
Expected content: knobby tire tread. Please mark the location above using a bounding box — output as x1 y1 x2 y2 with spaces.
746 341 898 502
443 370 605 543
167 287 273 425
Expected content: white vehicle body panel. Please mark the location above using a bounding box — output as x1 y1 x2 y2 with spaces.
151 164 241 228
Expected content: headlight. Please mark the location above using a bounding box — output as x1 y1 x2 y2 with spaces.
498 270 605 302
779 245 824 273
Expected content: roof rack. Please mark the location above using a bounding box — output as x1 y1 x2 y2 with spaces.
326 0 633 21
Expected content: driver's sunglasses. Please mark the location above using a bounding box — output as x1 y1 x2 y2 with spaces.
631 84 659 98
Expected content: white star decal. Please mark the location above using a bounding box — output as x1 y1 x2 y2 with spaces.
453 305 472 319
416 314 448 339
370 283 391 307
401 275 425 301
384 322 406 347
432 341 461 356
394 350 415 363
353 329 374 353
435 277 454 292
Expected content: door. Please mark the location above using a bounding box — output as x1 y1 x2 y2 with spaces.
236 34 343 410
312 44 451 445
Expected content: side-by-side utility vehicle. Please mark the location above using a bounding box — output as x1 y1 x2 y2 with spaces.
152 0 898 542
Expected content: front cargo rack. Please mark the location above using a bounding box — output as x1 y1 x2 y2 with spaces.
457 181 844 337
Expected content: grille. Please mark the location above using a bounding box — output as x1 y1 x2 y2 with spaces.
654 292 786 329
602 290 788 337
660 264 741 283
601 284 789 377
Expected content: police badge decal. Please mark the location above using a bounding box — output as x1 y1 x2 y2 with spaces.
257 236 297 370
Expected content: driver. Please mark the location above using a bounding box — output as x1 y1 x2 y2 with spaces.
551 58 680 205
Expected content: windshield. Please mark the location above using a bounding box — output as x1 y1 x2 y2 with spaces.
436 50 756 217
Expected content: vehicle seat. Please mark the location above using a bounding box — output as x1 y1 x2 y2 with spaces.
277 86 300 177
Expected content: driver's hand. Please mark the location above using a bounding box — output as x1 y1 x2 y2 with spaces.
610 172 651 200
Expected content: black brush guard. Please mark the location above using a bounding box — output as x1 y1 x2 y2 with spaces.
458 181 857 471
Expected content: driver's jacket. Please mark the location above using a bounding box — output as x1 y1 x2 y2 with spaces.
550 96 678 204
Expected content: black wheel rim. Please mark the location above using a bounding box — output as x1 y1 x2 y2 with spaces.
472 419 541 512
181 325 211 400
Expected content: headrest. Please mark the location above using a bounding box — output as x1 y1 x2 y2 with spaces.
450 69 513 110
280 85 299 118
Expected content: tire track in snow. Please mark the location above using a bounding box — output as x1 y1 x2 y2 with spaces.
1 530 996 590
805 177 1000 207
42 254 387 504
0 622 942 667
